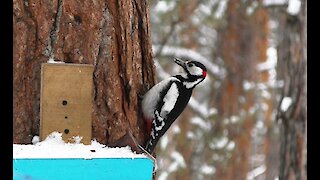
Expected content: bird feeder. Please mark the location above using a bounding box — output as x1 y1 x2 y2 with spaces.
14 63 155 180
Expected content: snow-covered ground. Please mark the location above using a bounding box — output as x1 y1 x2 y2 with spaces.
13 132 147 159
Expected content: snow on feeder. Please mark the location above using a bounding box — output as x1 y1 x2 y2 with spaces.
13 133 154 180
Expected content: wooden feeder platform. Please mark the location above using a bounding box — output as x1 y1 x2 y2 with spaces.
40 63 93 144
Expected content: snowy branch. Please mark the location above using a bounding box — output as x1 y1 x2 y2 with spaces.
153 45 225 79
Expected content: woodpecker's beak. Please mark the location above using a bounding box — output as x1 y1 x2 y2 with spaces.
174 58 187 69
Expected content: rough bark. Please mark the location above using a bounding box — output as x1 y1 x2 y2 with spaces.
276 1 307 180
13 0 155 147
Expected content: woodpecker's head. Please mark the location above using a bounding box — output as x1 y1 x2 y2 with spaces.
174 58 207 79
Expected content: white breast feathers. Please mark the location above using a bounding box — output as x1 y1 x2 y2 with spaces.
160 82 179 118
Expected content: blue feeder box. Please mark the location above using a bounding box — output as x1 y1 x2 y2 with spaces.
13 157 154 180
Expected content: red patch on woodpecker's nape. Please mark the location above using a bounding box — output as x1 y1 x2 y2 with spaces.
202 70 207 78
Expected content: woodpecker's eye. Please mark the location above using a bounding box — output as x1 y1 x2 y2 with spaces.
188 63 194 67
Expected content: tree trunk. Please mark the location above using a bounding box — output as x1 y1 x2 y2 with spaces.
276 1 307 180
215 1 269 179
13 0 155 147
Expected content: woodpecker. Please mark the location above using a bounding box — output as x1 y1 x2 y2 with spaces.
142 58 207 154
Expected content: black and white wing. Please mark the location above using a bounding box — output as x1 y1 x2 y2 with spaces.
146 80 182 153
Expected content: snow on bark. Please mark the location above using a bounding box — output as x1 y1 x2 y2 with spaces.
200 164 216 175
247 165 267 180
280 97 292 112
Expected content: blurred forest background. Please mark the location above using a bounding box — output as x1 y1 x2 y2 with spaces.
149 0 307 180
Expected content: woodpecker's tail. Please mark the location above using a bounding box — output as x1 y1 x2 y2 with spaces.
145 133 160 154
